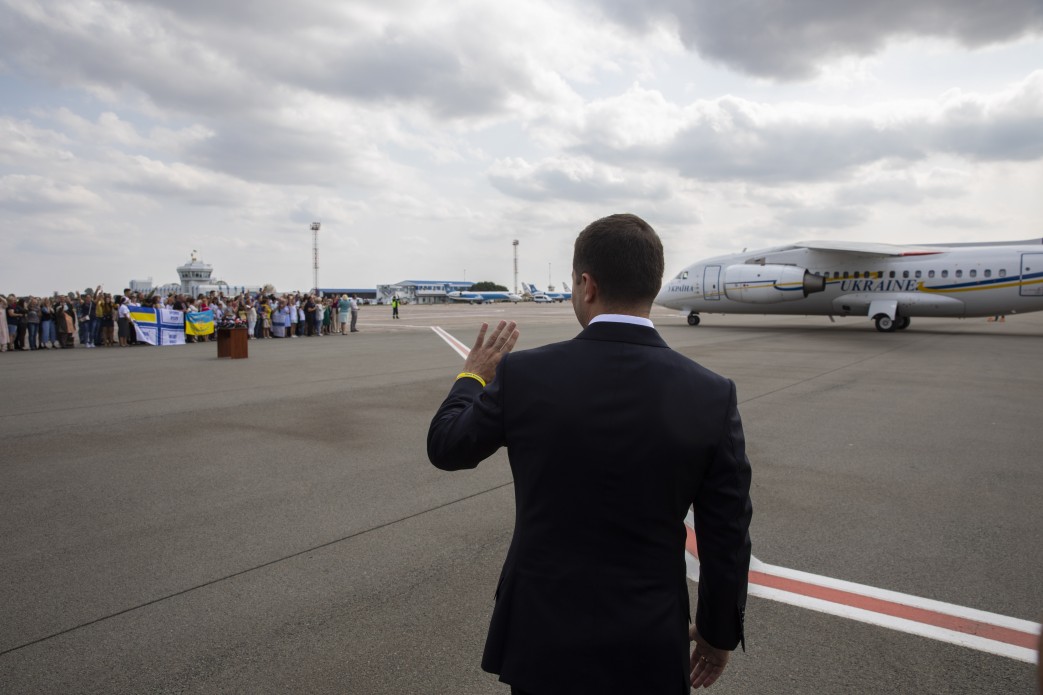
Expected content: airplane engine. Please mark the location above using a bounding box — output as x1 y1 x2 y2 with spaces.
723 265 826 304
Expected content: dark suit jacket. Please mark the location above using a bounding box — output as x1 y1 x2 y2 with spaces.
428 321 752 695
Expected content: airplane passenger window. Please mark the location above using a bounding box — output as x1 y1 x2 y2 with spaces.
843 272 849 279
889 271 896 278
942 270 949 278
915 271 922 279
853 271 860 279
999 269 1007 277
970 270 977 278
928 270 935 278
984 270 992 278
956 270 963 278
903 271 909 279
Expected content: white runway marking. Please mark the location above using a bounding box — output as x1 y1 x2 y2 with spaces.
430 326 471 359
433 326 1042 663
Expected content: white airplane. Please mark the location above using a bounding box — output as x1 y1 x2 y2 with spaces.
447 290 522 304
526 283 571 302
655 239 1043 332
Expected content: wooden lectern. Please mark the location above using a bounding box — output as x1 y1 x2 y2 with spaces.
216 328 248 359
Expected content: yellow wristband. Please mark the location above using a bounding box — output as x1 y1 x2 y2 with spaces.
456 372 487 387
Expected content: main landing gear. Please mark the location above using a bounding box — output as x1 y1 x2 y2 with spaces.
687 312 700 326
874 314 911 332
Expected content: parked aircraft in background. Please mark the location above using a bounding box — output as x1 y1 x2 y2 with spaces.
526 283 571 302
447 290 522 304
655 239 1043 332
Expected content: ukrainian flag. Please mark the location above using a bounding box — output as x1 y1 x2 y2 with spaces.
186 309 215 336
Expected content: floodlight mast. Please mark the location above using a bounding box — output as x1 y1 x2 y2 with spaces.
311 222 321 293
513 239 519 294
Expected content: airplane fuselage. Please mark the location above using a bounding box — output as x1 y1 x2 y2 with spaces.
656 240 1043 331
448 291 521 304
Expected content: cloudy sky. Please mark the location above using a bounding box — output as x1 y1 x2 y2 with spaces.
2 0 1042 296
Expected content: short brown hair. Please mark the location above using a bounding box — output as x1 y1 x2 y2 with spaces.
573 214 664 306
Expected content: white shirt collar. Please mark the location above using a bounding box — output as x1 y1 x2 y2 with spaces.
589 313 654 328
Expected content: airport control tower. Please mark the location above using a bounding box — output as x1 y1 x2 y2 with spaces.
176 250 215 296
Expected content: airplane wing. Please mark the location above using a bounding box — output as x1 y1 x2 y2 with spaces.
790 240 942 257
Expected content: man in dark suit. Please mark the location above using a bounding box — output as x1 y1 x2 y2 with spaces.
428 214 752 694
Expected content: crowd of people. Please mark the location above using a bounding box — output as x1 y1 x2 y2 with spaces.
1 289 365 352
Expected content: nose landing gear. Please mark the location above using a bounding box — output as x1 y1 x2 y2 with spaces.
687 312 700 326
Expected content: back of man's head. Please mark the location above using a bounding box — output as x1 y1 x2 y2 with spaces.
573 214 664 307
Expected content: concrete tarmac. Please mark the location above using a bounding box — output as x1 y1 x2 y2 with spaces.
1 305 1040 693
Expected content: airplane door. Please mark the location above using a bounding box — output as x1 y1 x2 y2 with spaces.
703 265 721 300
1021 254 1043 296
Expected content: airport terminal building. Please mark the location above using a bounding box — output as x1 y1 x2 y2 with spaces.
374 280 472 304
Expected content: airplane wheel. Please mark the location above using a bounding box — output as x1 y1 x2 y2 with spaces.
687 313 700 326
874 314 896 332
896 316 911 330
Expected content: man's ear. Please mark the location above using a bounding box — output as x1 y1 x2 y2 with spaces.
581 272 598 304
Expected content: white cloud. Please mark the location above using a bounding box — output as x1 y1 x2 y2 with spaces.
0 118 75 168
587 0 1043 80
488 156 673 203
568 73 1043 185
0 173 106 212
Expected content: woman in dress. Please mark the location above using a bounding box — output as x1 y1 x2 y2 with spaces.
338 295 350 335
245 299 257 339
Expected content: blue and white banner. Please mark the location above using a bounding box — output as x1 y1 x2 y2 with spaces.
158 309 185 345
129 307 185 346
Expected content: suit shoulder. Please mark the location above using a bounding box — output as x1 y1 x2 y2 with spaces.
503 340 574 366
660 348 734 390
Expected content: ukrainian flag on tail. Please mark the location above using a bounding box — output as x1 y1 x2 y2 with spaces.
186 309 215 336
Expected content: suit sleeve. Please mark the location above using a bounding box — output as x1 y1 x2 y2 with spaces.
426 356 508 471
693 380 753 651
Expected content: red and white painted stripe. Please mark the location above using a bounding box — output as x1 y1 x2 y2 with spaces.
431 325 472 359
684 514 1040 664
432 326 1042 664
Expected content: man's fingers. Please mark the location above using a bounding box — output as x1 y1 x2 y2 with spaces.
484 320 508 348
494 321 517 349
471 323 489 352
502 328 520 353
690 661 722 689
